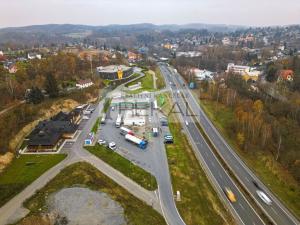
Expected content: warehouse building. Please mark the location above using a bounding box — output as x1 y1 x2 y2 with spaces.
96 65 133 80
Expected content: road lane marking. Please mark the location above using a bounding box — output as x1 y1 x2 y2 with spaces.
211 161 215 168
239 203 245 210
245 177 250 183
218 172 223 179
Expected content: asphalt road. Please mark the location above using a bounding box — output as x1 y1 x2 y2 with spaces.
159 64 265 225
161 63 299 225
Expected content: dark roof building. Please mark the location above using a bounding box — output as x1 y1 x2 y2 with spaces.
27 111 79 152
96 65 133 80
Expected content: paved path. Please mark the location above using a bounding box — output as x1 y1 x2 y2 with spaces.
0 97 161 225
0 101 25 117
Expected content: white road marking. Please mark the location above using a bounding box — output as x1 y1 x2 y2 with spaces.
211 161 215 168
239 203 245 210
218 172 223 179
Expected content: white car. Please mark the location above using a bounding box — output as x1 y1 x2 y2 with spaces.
185 120 189 126
256 190 272 205
108 142 117 150
97 139 106 145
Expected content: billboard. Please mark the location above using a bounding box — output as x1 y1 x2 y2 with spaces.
117 69 123 79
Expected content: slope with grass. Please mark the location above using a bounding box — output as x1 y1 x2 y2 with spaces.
199 98 300 218
126 71 155 94
18 162 166 225
0 154 66 207
85 145 157 190
158 92 234 225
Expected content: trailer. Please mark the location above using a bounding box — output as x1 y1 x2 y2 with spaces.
115 114 122 128
125 134 148 149
120 126 134 136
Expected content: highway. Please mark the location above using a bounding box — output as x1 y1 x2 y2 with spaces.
159 63 265 225
160 63 299 225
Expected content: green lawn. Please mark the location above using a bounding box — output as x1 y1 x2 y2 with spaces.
85 145 157 190
126 72 155 94
199 98 300 219
162 93 234 225
19 162 166 225
0 154 66 207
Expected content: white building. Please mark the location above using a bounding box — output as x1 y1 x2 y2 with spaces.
0 51 3 56
226 63 251 75
191 68 214 81
123 109 146 126
222 37 231 46
28 53 42 60
76 79 94 89
176 51 202 58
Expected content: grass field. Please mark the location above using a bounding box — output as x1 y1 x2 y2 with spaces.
0 154 66 207
159 92 234 225
19 162 166 225
199 98 300 219
126 71 155 94
85 145 157 190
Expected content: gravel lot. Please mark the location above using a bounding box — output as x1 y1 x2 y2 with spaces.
47 187 126 225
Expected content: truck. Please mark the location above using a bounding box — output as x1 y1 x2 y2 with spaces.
152 127 158 137
100 113 106 124
120 126 134 136
125 134 148 149
115 114 122 128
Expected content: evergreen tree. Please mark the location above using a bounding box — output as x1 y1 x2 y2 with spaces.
45 73 59 98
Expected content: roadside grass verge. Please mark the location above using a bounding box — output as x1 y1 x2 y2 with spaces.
103 98 111 113
156 67 166 89
0 154 66 207
19 162 166 225
85 145 157 191
91 117 100 133
162 92 234 225
199 98 300 219
126 72 155 94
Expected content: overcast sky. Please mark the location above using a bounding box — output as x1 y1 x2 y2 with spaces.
1 0 300 28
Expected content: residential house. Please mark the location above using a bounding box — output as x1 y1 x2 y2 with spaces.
27 53 42 60
76 79 94 89
191 68 214 81
3 62 18 74
127 51 141 62
278 70 294 82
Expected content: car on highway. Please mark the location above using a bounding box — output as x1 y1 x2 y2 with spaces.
256 190 272 205
97 139 107 145
108 142 117 150
185 120 189 126
224 187 237 203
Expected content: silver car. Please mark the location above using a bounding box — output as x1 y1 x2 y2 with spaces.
256 190 272 205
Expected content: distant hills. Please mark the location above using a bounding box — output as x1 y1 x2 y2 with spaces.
0 23 246 46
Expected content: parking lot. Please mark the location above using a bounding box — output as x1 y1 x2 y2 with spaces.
97 104 171 175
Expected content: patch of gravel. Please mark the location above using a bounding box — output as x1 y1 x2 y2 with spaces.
47 187 127 225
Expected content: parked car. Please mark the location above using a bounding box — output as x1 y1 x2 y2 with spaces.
108 142 117 150
224 187 237 203
97 139 106 145
256 190 272 205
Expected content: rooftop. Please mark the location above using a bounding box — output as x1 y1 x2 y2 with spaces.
96 65 131 73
